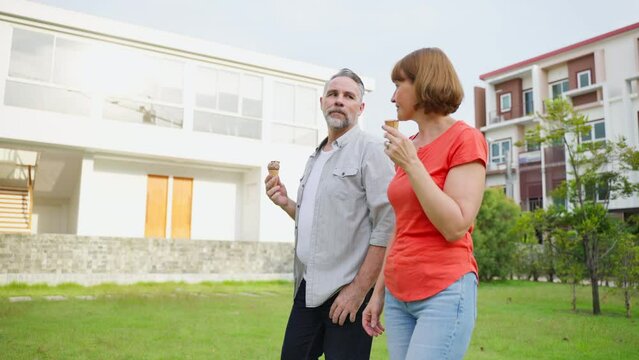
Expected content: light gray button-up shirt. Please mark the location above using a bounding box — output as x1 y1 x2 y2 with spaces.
294 126 395 307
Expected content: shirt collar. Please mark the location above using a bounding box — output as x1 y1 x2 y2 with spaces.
314 126 361 155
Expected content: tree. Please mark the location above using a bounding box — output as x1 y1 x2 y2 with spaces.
473 188 521 281
521 98 639 315
610 217 639 318
514 208 561 281
552 226 586 312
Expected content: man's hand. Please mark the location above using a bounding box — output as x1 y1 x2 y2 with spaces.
329 283 367 326
362 291 385 337
265 174 289 207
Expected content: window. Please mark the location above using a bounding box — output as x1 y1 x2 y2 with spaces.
193 66 263 139
241 75 263 118
100 46 185 127
523 89 534 115
272 82 319 146
6 28 91 116
490 139 511 164
525 139 541 152
7 27 188 125
580 120 605 143
500 93 511 112
9 28 54 81
528 197 543 211
550 79 569 99
577 70 592 88
585 180 609 202
218 71 240 113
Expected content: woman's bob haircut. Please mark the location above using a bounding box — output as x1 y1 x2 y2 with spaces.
391 48 464 116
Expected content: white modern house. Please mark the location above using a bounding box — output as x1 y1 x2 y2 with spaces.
474 21 639 219
0 0 375 242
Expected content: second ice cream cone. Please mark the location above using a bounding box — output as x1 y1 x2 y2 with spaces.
385 120 399 129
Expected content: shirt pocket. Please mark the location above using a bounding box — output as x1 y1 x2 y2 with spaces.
331 167 361 200
333 167 359 178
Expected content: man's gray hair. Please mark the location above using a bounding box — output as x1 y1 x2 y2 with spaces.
325 68 365 100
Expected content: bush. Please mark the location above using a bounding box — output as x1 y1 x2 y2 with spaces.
473 188 521 281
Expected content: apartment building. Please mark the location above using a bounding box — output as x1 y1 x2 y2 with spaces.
475 22 639 218
0 0 374 241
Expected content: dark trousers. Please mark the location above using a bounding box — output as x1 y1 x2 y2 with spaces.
281 280 374 360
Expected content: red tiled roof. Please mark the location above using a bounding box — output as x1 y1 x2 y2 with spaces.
479 22 639 80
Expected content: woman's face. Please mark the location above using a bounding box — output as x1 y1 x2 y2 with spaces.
391 71 418 121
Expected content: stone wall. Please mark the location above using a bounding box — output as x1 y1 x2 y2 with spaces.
0 234 294 285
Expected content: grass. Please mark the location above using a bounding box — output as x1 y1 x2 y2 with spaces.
0 280 637 359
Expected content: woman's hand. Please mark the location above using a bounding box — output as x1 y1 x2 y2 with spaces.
362 292 385 337
383 125 419 171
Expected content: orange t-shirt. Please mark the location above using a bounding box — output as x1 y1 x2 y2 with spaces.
384 121 487 302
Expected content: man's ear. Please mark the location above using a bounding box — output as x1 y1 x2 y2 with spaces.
358 101 365 116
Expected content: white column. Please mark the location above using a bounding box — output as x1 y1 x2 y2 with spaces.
485 83 495 124
531 65 544 114
624 76 639 147
75 154 95 236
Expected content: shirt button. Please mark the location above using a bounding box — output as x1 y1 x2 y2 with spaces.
342 172 345 176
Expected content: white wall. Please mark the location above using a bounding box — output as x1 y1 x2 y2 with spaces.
76 157 265 240
602 36 639 98
33 198 69 234
192 172 242 241
546 65 569 84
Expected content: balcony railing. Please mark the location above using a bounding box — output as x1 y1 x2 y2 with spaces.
518 150 541 165
488 104 534 125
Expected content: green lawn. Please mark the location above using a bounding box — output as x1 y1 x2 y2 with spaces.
0 280 637 359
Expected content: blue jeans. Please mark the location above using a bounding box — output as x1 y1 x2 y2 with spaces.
384 272 477 360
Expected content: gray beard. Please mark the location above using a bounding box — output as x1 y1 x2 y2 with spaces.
325 114 352 130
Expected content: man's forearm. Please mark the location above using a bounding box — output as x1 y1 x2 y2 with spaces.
350 245 386 293
281 198 297 220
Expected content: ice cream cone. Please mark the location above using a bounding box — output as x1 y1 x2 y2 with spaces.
267 161 280 177
385 120 399 129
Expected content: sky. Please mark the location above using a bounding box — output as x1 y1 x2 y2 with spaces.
30 0 639 134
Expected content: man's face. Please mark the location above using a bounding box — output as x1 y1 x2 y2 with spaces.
320 76 365 130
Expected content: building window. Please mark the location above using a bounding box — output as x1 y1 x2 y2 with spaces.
523 89 533 115
7 27 189 125
490 139 511 164
193 65 263 139
525 139 541 152
272 82 319 146
577 70 592 88
550 79 569 99
585 180 609 202
6 28 90 116
580 119 605 143
499 93 511 112
98 43 185 128
528 197 543 211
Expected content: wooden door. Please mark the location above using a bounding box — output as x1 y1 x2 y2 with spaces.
145 175 168 238
171 177 193 239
